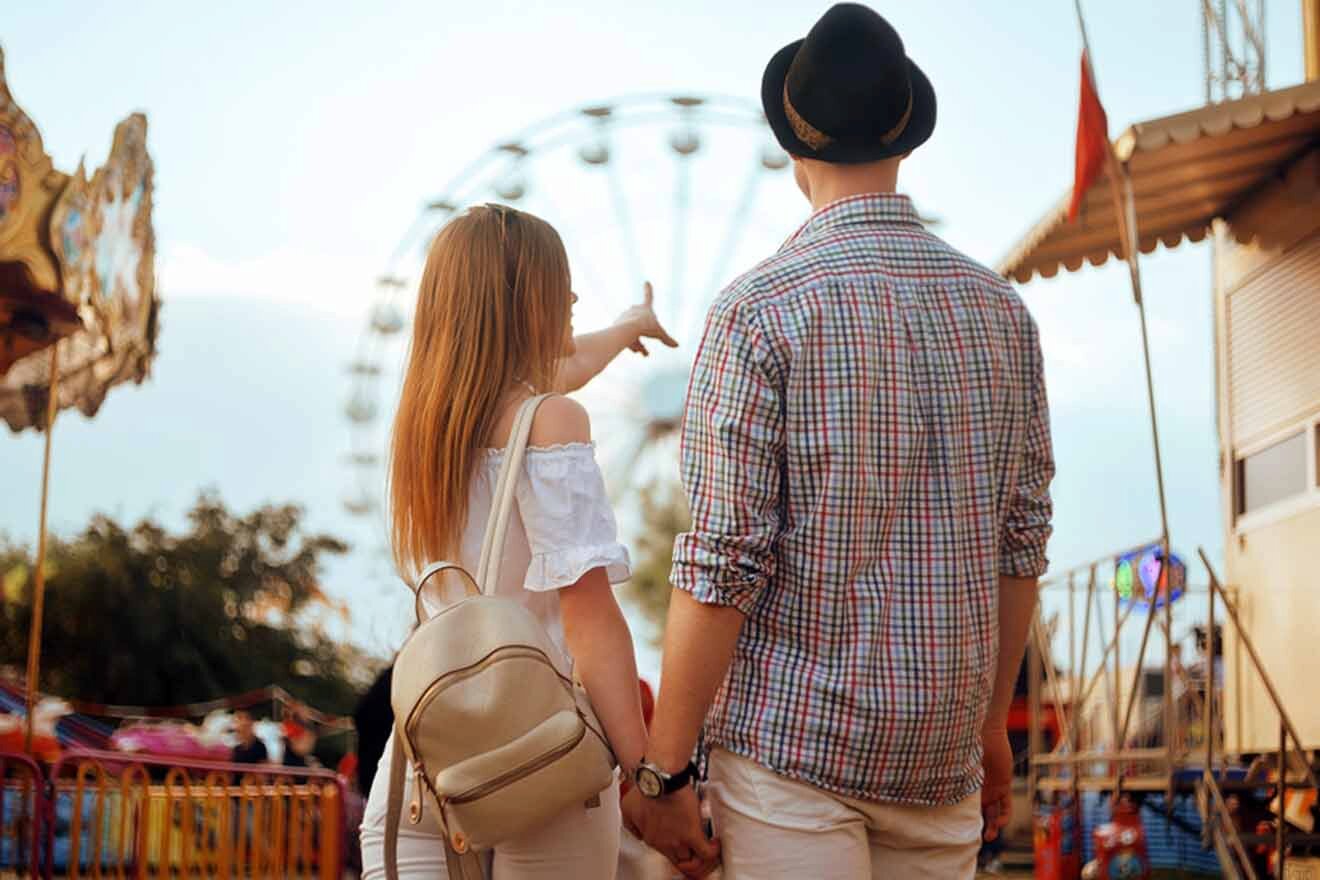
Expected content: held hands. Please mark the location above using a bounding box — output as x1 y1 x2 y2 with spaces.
615 282 679 357
980 724 1014 842
622 783 720 878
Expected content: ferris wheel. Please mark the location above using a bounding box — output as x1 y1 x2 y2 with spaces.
343 93 801 557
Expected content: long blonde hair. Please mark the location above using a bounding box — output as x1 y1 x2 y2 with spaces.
388 205 571 582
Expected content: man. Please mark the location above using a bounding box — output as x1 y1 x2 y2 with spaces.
622 5 1054 878
230 709 268 764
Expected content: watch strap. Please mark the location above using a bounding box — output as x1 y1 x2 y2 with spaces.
661 760 698 794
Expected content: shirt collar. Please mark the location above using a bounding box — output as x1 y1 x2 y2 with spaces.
785 193 923 248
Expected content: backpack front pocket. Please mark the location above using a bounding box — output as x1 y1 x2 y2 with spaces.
433 709 614 848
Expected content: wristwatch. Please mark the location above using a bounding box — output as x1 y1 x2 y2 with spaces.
633 759 698 798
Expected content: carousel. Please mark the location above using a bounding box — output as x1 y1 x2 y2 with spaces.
0 43 160 754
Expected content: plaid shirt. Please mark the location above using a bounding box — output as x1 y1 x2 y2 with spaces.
671 193 1054 806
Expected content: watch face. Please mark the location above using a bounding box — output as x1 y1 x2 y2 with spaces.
637 767 663 798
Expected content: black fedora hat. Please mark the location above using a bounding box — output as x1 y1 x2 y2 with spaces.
762 3 936 164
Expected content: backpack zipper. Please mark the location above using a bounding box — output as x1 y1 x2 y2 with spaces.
444 725 587 805
403 644 564 738
403 644 575 819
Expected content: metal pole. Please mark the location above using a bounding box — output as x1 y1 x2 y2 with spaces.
1068 566 1097 754
1119 594 1160 755
1068 601 1136 734
669 148 693 331
24 343 60 753
1220 0 1231 95
1207 571 1217 776
1165 550 1176 798
1278 720 1287 879
1199 548 1320 790
1069 573 1077 748
1113 578 1123 755
1038 617 1074 754
1304 0 1320 82
1029 607 1043 804
1122 169 1172 545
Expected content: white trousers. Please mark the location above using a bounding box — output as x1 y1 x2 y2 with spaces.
705 748 982 880
360 779 621 879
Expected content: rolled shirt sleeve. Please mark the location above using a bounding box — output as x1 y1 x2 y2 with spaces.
670 293 784 614
999 310 1055 578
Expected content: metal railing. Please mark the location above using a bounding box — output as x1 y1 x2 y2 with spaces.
1028 544 1320 877
1196 549 1319 880
0 748 345 878
0 749 48 878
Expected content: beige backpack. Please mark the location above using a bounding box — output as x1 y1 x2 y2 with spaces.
383 395 617 880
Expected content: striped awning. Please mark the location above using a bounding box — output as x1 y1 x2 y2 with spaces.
998 80 1320 284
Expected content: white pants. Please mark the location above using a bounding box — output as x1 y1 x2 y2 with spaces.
705 748 981 880
360 779 622 879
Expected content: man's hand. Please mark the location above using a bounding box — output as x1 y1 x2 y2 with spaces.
981 724 1014 842
622 784 720 878
615 282 679 356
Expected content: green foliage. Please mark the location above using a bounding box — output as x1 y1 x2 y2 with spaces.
622 480 691 640
0 492 376 720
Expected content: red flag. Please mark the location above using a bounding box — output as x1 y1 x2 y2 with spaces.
1069 50 1111 221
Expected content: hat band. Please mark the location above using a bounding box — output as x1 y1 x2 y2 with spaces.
782 81 914 151
782 83 834 151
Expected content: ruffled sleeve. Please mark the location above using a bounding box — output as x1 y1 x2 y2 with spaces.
516 443 632 591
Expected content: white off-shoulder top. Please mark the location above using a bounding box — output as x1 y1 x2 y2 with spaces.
417 442 632 658
360 442 631 852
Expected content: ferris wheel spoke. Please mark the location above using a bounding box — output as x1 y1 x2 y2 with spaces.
606 162 647 302
688 160 766 341
669 155 693 332
347 94 792 578
532 185 609 308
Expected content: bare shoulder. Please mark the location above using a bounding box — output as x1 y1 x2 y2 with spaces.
528 395 591 447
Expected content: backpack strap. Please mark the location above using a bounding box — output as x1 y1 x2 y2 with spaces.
383 731 407 880
475 394 552 594
410 562 481 625
384 730 486 879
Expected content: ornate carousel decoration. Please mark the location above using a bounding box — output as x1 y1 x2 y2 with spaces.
0 43 160 750
0 46 158 431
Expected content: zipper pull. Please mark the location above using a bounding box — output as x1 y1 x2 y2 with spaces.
408 768 425 824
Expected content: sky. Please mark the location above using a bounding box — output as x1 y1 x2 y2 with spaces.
1 1 1310 677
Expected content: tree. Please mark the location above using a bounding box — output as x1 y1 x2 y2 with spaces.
0 492 377 721
622 480 691 641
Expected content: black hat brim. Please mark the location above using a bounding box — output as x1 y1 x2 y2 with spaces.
761 38 937 164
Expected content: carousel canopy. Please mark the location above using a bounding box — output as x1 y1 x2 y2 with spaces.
0 45 158 431
998 79 1320 284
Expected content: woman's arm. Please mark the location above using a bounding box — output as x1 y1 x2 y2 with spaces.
529 397 648 771
559 570 648 772
555 282 678 393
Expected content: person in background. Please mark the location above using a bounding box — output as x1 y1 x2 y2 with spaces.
281 718 317 768
339 752 366 876
230 709 268 764
353 665 394 796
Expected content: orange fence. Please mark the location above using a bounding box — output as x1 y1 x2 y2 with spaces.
0 748 344 878
0 749 47 878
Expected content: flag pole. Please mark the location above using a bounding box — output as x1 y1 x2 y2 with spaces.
1072 0 1173 773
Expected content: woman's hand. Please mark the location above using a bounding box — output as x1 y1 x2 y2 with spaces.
615 282 679 357
554 283 680 393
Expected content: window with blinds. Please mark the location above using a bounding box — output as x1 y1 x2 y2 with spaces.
1227 233 1320 447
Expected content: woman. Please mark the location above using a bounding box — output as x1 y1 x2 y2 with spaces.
359 204 675 878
